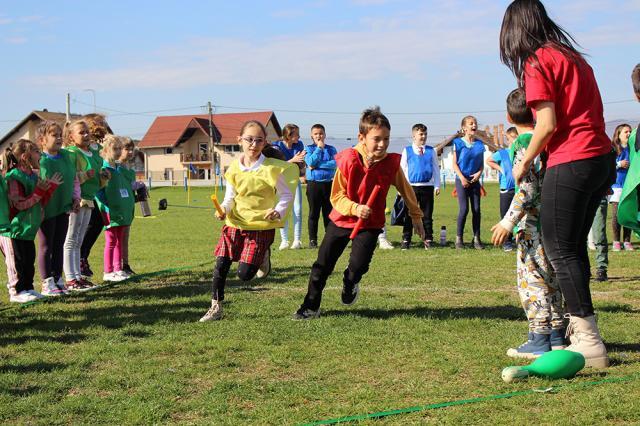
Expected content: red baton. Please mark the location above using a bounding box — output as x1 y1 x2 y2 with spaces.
349 184 381 239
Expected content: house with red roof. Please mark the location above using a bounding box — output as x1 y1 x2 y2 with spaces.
138 111 282 183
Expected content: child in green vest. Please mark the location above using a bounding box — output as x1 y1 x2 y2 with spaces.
199 120 299 322
118 137 139 276
95 135 135 283
1 139 61 303
64 119 104 291
36 121 80 296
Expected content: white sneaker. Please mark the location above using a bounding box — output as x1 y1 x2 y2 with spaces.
279 240 290 250
378 237 394 250
290 240 303 249
256 248 271 279
55 277 70 294
103 272 127 283
41 277 64 297
9 290 40 303
115 270 131 280
199 300 223 322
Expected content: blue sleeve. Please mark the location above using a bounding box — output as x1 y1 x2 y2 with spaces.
305 145 321 167
491 151 501 164
318 146 337 170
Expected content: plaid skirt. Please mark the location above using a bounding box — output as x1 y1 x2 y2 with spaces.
214 226 275 266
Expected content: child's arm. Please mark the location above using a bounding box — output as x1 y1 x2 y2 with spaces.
271 175 294 220
305 146 321 169
399 148 409 180
432 152 441 195
7 179 48 211
217 182 236 219
315 146 337 170
393 169 425 240
485 154 503 173
329 169 360 217
71 174 81 212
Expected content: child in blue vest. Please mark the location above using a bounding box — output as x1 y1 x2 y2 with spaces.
491 88 565 359
486 127 517 251
399 123 440 249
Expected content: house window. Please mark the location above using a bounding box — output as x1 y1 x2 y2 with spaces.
165 148 173 154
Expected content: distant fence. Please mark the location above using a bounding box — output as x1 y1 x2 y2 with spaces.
145 170 224 188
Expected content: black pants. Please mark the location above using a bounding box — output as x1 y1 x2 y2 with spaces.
306 181 333 242
37 213 69 280
455 179 481 238
211 257 259 301
403 186 434 241
301 222 380 311
12 239 36 293
499 189 515 244
80 206 103 261
541 153 615 317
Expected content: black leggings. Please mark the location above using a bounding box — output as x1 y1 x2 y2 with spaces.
541 153 615 317
306 181 333 242
80 206 103 261
455 179 481 238
211 256 259 301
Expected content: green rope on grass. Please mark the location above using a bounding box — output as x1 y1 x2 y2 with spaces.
302 374 640 425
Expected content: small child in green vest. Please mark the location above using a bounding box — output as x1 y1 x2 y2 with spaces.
1 139 61 303
64 119 104 291
36 121 80 296
96 135 135 283
118 137 139 276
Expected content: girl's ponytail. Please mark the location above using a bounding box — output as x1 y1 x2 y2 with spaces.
2 139 33 174
2 147 18 174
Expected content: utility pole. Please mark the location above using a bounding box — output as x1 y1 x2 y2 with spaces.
66 93 71 122
208 101 216 186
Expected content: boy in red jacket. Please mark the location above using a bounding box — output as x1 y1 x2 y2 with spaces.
293 107 425 319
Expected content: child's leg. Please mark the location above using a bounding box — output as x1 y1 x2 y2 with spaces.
212 256 232 301
12 239 36 293
343 228 380 290
37 216 56 280
402 190 414 243
302 222 351 310
469 182 482 238
591 199 608 272
64 208 89 281
319 182 333 229
293 182 303 242
103 228 117 274
51 214 69 281
0 236 19 297
112 226 126 272
455 179 469 237
306 181 322 243
237 229 275 281
279 219 290 243
500 190 515 243
80 206 103 262
423 186 435 241
610 202 621 242
122 225 131 266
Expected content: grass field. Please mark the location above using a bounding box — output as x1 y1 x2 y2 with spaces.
1 183 639 425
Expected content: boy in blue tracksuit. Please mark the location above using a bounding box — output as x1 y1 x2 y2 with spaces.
486 127 517 251
399 123 440 249
304 124 337 248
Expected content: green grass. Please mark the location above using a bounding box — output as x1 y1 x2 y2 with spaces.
1 183 639 425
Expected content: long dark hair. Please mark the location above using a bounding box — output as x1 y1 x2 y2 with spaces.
499 0 582 84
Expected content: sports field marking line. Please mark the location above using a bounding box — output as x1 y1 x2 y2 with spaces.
300 374 640 425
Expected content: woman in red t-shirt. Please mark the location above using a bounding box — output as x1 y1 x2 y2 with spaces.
499 0 615 369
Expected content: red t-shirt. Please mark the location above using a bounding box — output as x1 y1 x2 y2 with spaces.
524 45 611 168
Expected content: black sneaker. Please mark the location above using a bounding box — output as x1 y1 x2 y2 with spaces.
341 282 359 305
292 306 321 320
595 269 608 282
309 240 318 249
123 264 136 275
80 258 93 278
400 240 410 250
473 236 484 250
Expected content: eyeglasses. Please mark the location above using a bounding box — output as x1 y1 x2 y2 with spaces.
240 136 266 146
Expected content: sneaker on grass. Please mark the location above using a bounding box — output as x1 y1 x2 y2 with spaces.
41 277 64 296
290 240 303 249
199 300 223 322
102 272 127 283
256 248 271 279
341 282 359 305
278 240 290 250
378 237 394 250
292 307 320 320
9 290 42 303
66 279 93 292
506 332 551 359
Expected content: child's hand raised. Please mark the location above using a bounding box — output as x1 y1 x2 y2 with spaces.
264 209 281 221
48 172 64 186
490 223 511 246
36 179 50 191
291 151 306 163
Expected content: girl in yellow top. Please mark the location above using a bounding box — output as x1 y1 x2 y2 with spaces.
199 120 298 322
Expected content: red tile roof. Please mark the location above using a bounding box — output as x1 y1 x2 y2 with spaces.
138 111 280 149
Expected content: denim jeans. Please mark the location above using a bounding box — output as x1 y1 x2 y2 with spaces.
280 181 303 243
541 153 615 317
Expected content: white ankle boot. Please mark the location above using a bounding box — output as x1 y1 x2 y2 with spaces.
565 315 609 368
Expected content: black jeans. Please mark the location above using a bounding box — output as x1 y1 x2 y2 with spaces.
12 239 36 293
499 189 515 244
306 181 333 242
80 206 103 261
301 222 380 311
211 256 259 301
403 186 434 241
455 179 481 238
37 213 69 280
541 153 615 317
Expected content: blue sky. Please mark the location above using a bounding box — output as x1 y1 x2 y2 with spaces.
1 0 639 150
